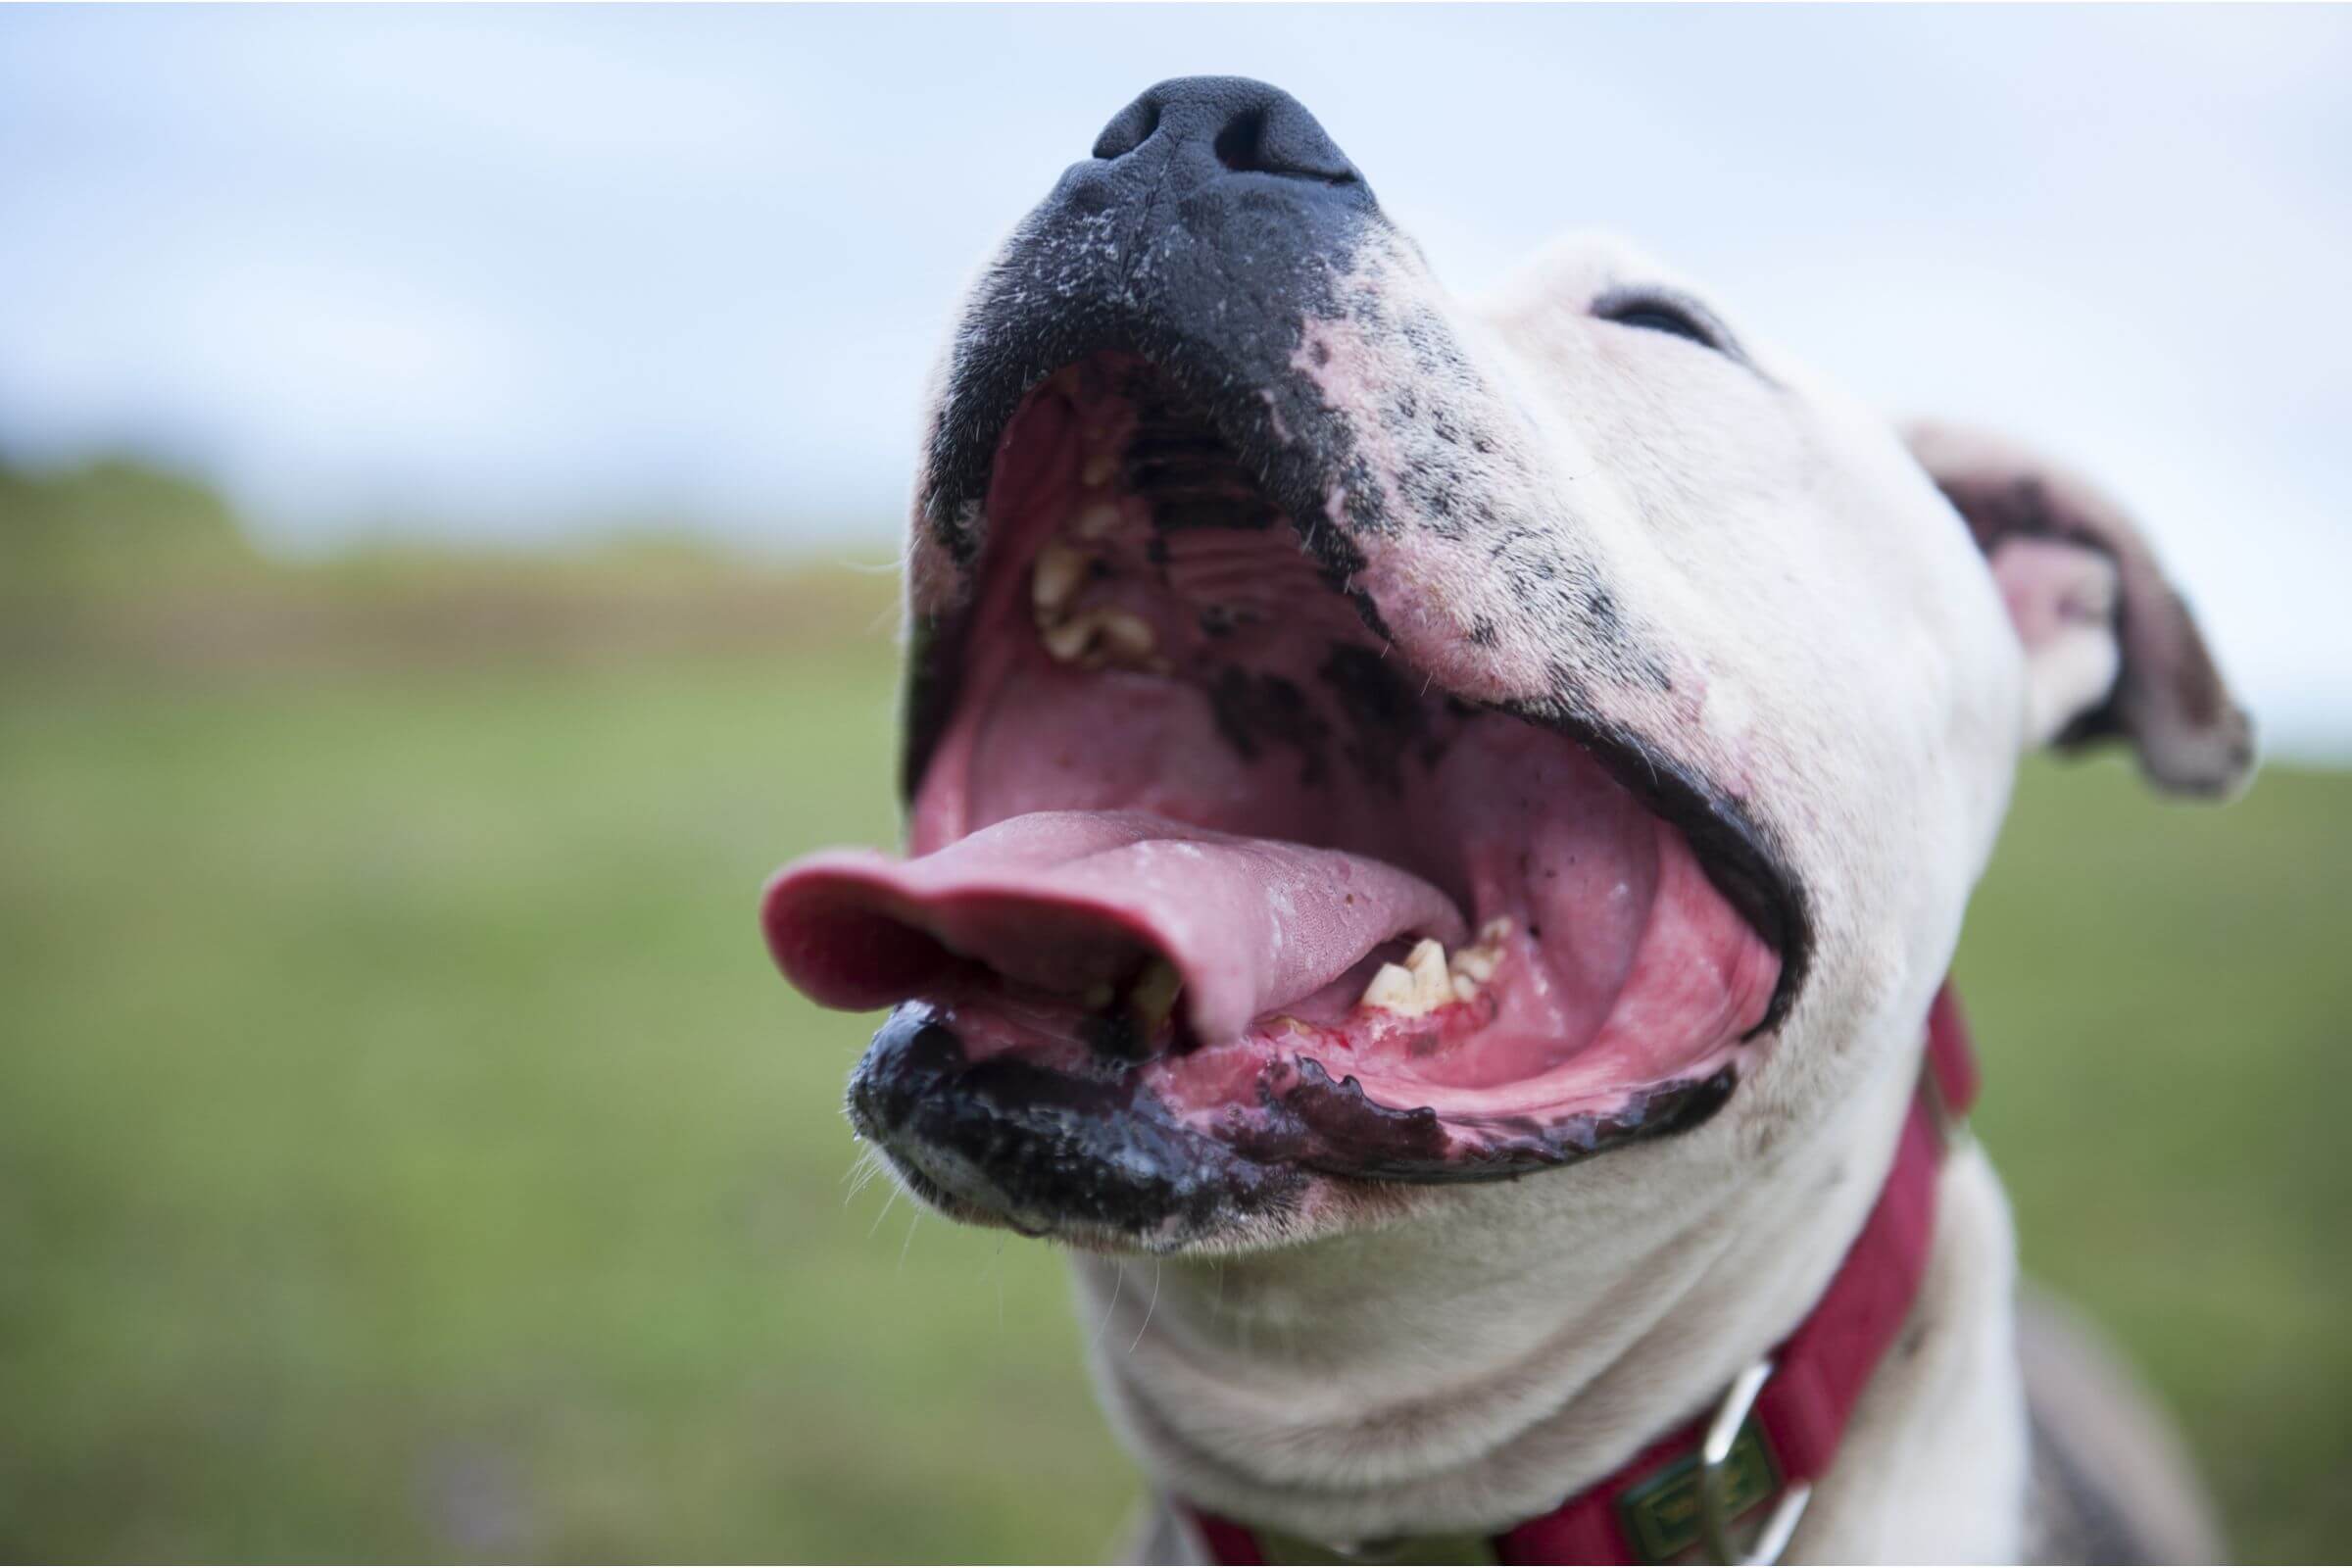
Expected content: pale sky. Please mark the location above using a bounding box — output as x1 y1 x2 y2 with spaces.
1 5 2345 757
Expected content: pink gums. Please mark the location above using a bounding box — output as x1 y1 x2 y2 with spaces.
762 357 1779 1151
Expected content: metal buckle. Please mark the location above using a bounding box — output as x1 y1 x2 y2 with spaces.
1698 1358 1811 1566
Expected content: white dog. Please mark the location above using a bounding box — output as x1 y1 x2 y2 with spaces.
761 78 2249 1564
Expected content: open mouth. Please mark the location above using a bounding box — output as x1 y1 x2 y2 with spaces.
765 354 1793 1220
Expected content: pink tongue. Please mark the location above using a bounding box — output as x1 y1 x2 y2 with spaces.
761 809 1466 1045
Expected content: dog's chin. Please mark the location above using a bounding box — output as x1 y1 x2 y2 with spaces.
846 1005 1330 1254
767 351 1805 1254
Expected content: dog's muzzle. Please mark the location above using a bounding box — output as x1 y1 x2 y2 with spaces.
760 77 1805 1249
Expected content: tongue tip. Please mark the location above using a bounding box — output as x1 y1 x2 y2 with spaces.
761 844 1198 1021
766 861 1258 1050
760 854 958 1012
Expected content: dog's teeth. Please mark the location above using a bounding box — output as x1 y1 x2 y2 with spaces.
1405 939 1452 1008
1042 605 1157 668
1448 948 1497 984
1448 918 1513 985
1032 541 1088 614
1094 609 1156 664
1082 453 1117 488
1075 501 1121 539
1041 615 1096 662
1361 940 1455 1016
1360 961 1418 1014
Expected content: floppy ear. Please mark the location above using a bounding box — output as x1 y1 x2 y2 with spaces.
1904 420 2255 798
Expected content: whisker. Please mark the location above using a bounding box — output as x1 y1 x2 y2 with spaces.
1090 1261 1127 1352
842 1148 887 1205
1129 1260 1163 1353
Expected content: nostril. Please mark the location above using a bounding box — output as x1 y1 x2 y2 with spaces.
1090 78 1367 192
1092 95 1160 161
1215 98 1359 185
1212 108 1267 172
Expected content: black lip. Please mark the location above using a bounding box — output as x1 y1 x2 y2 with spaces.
847 1005 1749 1241
848 1004 1305 1246
1243 1056 1742 1183
849 1002 1748 1239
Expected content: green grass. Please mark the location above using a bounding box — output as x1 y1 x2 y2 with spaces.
1960 756 2352 1557
1 623 2345 1561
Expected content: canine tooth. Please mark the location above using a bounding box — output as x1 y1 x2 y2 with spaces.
1360 961 1418 1014
1082 453 1118 487
1075 501 1121 538
1451 974 1480 1004
1032 541 1088 614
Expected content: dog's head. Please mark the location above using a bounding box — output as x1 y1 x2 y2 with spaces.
762 78 2252 1253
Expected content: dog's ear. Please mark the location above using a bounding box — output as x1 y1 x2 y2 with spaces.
1904 420 2254 798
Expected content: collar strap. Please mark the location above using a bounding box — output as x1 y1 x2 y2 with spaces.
1185 985 1981 1567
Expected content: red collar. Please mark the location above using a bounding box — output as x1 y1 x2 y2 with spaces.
1185 987 1981 1567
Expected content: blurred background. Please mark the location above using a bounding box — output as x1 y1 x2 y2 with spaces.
2 5 2346 1561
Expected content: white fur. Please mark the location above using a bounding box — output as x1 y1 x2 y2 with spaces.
907 229 2235 1562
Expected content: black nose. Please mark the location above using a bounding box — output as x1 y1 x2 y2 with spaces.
1091 76 1365 192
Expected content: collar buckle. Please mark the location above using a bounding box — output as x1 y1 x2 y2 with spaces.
1697 1358 1811 1566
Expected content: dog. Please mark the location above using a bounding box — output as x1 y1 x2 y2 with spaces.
760 78 2250 1563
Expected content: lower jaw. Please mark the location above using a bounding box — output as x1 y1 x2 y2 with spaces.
852 994 1748 1254
847 1007 1309 1247
1208 1051 1745 1182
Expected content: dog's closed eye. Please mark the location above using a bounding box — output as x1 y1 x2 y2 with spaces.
1592 287 1743 362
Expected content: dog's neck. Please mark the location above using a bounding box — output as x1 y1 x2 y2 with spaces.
1070 1045 1920 1546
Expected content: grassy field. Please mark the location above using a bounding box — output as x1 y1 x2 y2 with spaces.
2 564 2346 1561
